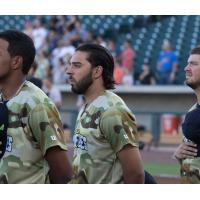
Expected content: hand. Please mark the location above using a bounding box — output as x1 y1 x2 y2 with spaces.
173 143 197 161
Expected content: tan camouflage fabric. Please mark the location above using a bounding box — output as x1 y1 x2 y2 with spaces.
181 157 200 183
72 90 139 183
0 81 67 183
180 103 200 184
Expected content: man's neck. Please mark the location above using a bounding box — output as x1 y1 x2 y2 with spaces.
84 83 105 105
0 76 26 101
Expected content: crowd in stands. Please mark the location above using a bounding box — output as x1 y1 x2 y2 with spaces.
24 15 179 91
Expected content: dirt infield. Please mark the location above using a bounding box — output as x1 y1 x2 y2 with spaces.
154 175 180 184
140 146 177 164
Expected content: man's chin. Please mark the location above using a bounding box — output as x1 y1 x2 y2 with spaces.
186 81 197 90
71 87 82 95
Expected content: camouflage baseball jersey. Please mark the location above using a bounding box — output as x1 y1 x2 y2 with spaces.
0 81 67 183
72 90 139 183
180 103 200 184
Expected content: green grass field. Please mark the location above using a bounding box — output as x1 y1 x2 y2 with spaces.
144 162 180 176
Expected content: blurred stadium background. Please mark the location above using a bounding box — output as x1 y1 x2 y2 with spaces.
1 15 199 183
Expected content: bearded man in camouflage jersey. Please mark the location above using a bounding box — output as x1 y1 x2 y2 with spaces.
0 30 72 183
67 43 144 183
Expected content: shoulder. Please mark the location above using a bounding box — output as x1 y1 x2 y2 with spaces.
99 91 134 120
8 81 54 111
91 91 125 110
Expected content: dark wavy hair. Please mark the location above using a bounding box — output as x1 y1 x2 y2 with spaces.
76 43 115 89
0 30 36 75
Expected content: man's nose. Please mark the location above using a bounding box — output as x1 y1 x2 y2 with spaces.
66 65 72 74
184 64 190 71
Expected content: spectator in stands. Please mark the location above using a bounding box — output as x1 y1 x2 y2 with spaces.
58 57 69 84
157 39 178 85
139 62 156 85
96 35 107 48
35 50 50 80
23 21 33 38
122 68 134 86
67 43 144 183
46 29 59 53
107 39 117 58
0 30 72 183
63 21 77 46
43 78 62 110
120 39 135 74
114 59 124 85
73 20 88 44
32 18 48 51
173 46 200 183
51 39 75 84
27 61 43 89
84 31 94 43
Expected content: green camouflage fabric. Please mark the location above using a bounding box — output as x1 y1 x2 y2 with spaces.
0 81 67 184
72 90 139 184
180 103 200 184
181 157 200 183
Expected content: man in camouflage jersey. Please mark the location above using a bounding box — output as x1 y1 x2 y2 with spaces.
67 43 144 183
174 46 200 184
0 30 73 183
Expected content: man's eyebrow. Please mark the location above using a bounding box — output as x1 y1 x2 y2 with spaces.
68 61 82 65
188 61 198 64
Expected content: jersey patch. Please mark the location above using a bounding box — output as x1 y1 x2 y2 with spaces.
73 133 87 150
6 135 13 152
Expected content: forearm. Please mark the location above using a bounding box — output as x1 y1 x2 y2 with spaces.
49 170 72 184
123 171 144 184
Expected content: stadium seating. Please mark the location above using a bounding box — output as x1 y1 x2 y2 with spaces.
78 15 200 84
1 15 200 84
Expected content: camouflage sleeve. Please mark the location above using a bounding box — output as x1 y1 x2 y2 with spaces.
28 102 68 156
99 106 139 153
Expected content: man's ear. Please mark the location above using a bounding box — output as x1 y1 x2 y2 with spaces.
93 65 103 79
11 56 23 70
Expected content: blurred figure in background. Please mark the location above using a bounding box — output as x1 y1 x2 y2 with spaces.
27 61 43 89
96 35 107 48
139 62 156 85
35 50 50 80
113 58 124 85
122 68 134 86
120 39 135 75
43 78 62 110
51 39 75 84
32 18 48 51
157 39 178 85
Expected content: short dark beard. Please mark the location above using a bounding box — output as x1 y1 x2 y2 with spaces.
71 71 93 94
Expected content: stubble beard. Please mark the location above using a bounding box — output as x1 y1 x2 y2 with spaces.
185 79 200 90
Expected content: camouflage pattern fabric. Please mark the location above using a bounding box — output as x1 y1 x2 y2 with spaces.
181 158 200 184
0 81 67 183
72 90 139 183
